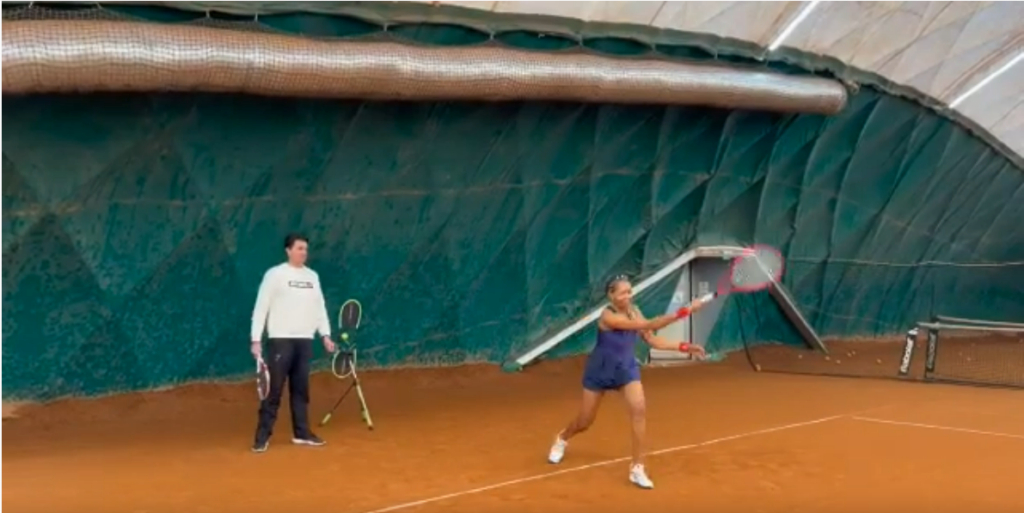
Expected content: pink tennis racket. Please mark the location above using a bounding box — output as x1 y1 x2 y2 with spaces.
696 245 785 303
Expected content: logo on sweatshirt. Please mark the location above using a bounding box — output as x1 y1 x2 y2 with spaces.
288 280 314 289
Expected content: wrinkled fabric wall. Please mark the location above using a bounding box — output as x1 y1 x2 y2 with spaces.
3 91 1022 400
3 3 1022 401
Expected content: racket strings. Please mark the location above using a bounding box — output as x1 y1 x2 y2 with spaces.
332 300 362 378
332 348 356 379
256 360 271 400
731 247 784 290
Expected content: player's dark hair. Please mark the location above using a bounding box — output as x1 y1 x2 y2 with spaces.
605 274 629 294
284 233 309 249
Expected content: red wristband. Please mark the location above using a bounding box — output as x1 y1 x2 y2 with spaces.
675 306 692 319
678 342 691 353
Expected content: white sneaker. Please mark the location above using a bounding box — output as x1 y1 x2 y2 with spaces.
291 435 326 447
629 464 654 489
547 434 568 464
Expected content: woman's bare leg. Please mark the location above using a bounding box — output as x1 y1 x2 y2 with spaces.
561 388 603 440
622 381 647 466
548 388 603 464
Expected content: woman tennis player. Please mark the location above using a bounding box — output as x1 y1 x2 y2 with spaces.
546 274 708 489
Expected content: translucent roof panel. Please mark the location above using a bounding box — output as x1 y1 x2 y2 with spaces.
434 1 1023 158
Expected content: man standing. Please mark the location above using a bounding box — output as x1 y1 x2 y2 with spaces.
250 233 335 453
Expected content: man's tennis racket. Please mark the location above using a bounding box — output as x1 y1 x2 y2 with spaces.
331 300 360 380
255 356 271 401
320 299 374 430
698 245 785 303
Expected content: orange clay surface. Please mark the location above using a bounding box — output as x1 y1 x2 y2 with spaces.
4 354 1024 513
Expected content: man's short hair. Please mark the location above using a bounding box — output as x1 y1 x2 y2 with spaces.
284 233 309 249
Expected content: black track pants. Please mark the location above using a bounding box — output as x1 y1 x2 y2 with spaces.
254 338 313 442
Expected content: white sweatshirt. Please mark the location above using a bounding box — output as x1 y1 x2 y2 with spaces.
250 263 331 341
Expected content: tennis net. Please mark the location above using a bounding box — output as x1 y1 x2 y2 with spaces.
921 319 1024 389
739 315 1024 389
740 333 923 382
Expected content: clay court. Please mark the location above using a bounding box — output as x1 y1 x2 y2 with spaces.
5 353 1023 513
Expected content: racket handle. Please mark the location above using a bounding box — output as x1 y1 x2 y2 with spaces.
320 413 332 426
696 292 716 303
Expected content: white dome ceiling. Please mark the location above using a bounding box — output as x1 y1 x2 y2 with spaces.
430 1 1023 159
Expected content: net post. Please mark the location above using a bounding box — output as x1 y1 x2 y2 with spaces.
898 327 919 378
922 323 939 381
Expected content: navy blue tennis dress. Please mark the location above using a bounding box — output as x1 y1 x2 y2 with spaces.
582 308 642 391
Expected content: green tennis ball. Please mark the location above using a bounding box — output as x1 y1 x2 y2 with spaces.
341 333 349 341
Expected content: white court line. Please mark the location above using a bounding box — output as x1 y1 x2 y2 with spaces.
360 415 843 513
852 416 1024 440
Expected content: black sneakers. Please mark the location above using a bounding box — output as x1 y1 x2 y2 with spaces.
291 434 326 447
252 434 324 452
252 439 269 453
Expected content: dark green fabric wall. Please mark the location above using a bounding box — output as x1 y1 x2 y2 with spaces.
3 4 1022 400
4 91 1021 401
